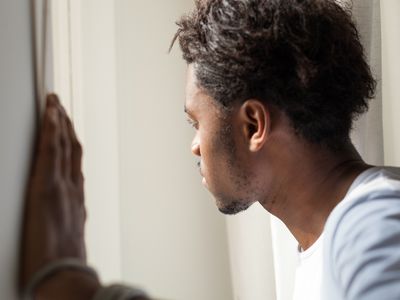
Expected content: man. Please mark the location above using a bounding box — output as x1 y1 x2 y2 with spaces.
20 0 400 299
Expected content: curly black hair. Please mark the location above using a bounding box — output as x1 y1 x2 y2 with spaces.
172 0 376 149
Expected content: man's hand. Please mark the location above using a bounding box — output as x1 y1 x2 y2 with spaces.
20 94 100 299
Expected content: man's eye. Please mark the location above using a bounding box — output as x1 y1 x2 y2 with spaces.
187 118 199 130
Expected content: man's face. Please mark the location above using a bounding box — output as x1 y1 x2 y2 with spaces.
184 66 258 215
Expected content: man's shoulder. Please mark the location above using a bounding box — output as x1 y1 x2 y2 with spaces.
331 166 400 222
325 166 400 244
322 167 400 299
348 166 400 198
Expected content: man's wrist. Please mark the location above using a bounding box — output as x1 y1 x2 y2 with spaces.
35 269 101 300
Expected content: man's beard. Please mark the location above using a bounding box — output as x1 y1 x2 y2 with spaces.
217 198 253 215
213 118 256 215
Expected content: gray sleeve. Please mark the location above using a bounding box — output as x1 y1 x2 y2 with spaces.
331 197 400 300
92 284 149 300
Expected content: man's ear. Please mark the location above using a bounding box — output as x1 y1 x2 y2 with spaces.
239 99 270 152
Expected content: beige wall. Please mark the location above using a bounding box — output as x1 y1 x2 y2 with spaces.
115 1 233 299
80 0 123 283
381 0 400 166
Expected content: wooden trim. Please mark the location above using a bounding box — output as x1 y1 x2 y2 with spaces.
50 0 85 141
68 0 85 142
50 0 72 112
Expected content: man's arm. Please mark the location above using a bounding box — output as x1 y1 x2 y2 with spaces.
19 94 102 299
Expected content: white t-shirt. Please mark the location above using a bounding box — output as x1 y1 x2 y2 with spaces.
293 167 400 300
292 234 324 300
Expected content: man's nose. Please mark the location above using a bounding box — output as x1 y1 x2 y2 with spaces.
191 134 201 157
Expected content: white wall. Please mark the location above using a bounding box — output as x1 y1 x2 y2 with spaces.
0 1 36 299
80 0 123 283
226 204 278 300
350 0 383 165
115 1 233 299
381 0 400 166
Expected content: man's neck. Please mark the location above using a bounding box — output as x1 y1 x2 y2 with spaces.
261 141 371 250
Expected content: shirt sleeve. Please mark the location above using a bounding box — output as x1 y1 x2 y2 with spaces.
330 196 400 300
92 284 149 300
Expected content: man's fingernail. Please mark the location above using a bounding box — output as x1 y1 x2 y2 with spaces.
48 106 59 123
47 94 59 106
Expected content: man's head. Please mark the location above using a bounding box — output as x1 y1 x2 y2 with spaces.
176 0 376 214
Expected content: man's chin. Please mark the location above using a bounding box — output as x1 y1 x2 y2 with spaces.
216 199 252 215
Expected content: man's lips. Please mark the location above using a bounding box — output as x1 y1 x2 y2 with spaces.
197 161 207 186
197 161 204 177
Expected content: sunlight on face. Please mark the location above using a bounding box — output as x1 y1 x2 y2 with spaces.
184 65 257 215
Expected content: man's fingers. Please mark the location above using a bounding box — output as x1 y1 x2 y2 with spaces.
58 103 72 179
65 110 83 185
39 94 83 186
38 94 83 190
37 95 62 177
